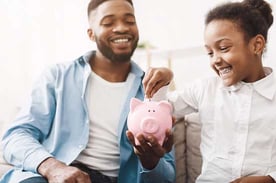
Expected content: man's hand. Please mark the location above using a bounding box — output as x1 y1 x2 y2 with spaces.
230 176 275 183
126 129 174 170
143 67 173 98
38 157 91 183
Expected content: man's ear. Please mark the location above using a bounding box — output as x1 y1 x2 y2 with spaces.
87 28 95 42
251 34 266 56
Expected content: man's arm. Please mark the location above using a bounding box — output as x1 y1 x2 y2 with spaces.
38 157 91 183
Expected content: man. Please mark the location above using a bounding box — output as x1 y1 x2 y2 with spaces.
0 0 175 182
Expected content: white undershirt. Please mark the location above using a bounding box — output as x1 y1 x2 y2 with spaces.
75 70 135 177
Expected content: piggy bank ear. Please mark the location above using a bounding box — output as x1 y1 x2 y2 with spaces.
130 98 143 113
158 101 173 112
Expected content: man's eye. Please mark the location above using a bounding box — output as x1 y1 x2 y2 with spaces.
126 21 136 25
125 17 136 24
101 19 113 26
102 22 112 26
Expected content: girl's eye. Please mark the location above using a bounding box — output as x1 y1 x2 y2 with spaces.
204 48 213 57
220 46 229 52
207 52 213 57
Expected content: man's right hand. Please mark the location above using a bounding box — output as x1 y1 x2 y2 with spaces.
143 67 173 98
38 157 91 183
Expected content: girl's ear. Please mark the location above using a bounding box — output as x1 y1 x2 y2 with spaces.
87 28 95 42
251 34 266 56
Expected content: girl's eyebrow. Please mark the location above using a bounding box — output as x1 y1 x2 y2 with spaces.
215 38 231 43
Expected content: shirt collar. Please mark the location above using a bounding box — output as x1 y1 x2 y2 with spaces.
221 67 276 100
253 67 276 100
220 82 243 92
82 50 95 64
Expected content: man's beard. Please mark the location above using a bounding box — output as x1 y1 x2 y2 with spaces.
95 37 138 63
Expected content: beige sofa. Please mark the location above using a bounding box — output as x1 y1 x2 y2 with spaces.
174 113 202 183
0 113 202 183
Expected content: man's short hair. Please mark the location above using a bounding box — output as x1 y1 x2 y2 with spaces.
87 0 133 17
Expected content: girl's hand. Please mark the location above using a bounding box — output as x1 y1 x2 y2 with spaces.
230 176 275 183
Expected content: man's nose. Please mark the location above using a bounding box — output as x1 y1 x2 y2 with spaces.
112 22 129 33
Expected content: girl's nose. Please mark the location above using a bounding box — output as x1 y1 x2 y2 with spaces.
212 54 222 65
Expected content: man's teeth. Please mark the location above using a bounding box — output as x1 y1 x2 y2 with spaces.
113 38 128 43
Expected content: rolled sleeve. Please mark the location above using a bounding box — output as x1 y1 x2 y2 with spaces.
23 148 53 173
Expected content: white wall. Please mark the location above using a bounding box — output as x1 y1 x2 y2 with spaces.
0 0 276 123
133 0 276 90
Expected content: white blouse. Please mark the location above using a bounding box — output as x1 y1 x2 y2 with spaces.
168 67 276 182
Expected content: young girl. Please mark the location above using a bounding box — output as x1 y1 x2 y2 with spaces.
144 0 276 182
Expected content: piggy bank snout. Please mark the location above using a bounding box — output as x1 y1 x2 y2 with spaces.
140 117 160 134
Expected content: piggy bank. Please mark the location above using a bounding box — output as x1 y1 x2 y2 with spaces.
127 98 173 145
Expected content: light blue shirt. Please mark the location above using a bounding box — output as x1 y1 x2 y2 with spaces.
1 51 175 183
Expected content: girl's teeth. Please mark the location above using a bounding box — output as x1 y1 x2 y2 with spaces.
220 67 231 75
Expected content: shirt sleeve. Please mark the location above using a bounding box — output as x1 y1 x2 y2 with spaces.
139 150 176 183
268 172 276 182
1 66 57 173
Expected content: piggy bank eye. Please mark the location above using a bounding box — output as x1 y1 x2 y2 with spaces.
153 110 155 112
148 110 150 112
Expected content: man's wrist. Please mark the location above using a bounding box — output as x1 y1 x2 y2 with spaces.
37 157 64 177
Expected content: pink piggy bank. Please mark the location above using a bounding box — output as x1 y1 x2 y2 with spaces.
127 98 173 145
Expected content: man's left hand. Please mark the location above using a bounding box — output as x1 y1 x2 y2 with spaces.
126 129 174 170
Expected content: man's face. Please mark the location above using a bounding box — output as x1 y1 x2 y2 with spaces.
88 0 139 63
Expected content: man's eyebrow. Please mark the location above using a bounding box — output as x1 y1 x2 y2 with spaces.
100 13 135 23
125 13 135 17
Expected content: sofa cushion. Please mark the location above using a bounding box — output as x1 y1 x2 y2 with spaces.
185 113 202 183
173 117 186 183
173 113 202 183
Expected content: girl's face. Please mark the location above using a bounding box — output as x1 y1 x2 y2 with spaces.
204 20 262 86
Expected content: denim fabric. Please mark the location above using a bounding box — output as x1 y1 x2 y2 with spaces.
1 50 175 183
20 177 47 183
